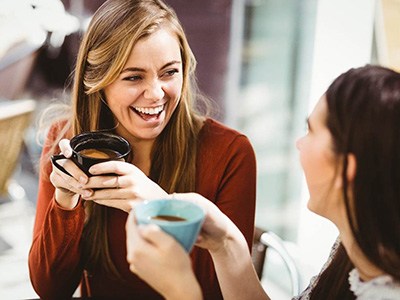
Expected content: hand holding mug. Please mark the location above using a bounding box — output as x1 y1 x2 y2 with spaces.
51 131 131 177
80 161 169 212
126 203 203 300
167 193 238 253
50 132 131 209
51 131 170 212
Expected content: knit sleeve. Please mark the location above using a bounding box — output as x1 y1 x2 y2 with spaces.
213 134 257 249
28 123 86 300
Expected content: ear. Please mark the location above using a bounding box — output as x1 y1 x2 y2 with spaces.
334 153 357 189
346 153 357 183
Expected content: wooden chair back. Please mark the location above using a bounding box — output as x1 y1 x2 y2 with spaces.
0 99 36 196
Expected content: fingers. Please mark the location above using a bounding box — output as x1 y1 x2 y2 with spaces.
126 210 139 263
50 156 91 198
126 216 169 274
127 223 184 268
59 139 73 158
79 160 168 208
82 184 128 201
52 137 89 188
126 211 179 253
51 168 88 193
139 224 179 249
85 174 123 189
88 160 140 176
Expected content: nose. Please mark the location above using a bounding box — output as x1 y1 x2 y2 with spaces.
295 136 303 150
144 80 165 101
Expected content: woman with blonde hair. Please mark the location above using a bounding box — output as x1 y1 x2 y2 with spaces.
28 0 256 299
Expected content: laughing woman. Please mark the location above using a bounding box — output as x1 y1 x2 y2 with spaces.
28 0 256 299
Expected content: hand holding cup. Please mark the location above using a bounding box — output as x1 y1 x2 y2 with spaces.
134 199 205 252
49 131 131 209
51 131 131 177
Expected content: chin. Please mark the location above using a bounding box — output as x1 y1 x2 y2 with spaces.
140 127 165 140
306 199 320 215
306 200 315 212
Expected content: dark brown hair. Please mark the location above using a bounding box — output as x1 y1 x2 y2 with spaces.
310 65 400 298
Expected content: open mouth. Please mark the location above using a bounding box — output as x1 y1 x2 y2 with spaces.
130 104 164 121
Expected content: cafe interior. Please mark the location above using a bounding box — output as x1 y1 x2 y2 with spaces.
0 0 399 299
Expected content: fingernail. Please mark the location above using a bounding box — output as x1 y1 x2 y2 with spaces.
64 149 72 157
82 190 92 197
79 176 88 184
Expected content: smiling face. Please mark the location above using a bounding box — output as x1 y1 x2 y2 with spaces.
296 96 343 220
103 27 183 144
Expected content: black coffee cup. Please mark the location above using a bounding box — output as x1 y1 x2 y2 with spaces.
51 132 131 177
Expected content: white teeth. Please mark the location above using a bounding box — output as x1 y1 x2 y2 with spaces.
133 104 164 115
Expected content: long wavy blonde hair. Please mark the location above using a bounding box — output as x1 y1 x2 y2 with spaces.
42 0 206 278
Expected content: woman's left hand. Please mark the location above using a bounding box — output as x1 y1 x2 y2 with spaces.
80 161 168 212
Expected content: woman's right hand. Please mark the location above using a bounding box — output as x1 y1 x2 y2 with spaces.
49 139 91 209
171 193 243 254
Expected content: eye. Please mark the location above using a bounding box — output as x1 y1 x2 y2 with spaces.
163 69 179 77
123 75 142 82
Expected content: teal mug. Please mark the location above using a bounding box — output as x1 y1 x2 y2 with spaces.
135 199 205 252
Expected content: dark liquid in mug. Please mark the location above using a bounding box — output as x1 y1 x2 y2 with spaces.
151 215 186 222
79 148 120 159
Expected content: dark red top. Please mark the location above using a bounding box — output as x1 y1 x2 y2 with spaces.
29 118 257 300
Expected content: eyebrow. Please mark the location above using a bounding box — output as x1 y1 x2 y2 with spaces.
121 60 181 74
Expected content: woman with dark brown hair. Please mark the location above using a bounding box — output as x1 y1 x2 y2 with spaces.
28 0 256 299
127 65 400 299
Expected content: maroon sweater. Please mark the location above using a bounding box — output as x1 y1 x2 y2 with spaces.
29 118 257 300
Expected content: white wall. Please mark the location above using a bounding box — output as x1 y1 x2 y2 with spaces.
296 0 376 282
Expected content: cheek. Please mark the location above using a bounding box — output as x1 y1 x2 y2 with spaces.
105 83 140 106
171 77 183 99
165 79 183 107
301 149 338 216
104 88 121 108
301 147 332 198
299 140 334 184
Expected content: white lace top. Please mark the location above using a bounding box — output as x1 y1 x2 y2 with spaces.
348 268 400 300
293 238 400 300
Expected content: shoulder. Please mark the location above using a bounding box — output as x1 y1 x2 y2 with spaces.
199 118 244 139
198 118 255 154
43 119 72 147
293 237 342 299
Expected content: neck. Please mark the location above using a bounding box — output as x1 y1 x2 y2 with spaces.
130 140 153 175
339 226 385 281
116 127 154 175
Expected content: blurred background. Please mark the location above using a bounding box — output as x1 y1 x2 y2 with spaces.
0 0 399 299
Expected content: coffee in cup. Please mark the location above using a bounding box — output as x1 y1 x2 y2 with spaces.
78 148 121 159
151 215 187 222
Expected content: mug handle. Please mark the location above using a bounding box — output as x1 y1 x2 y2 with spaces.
51 154 72 176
